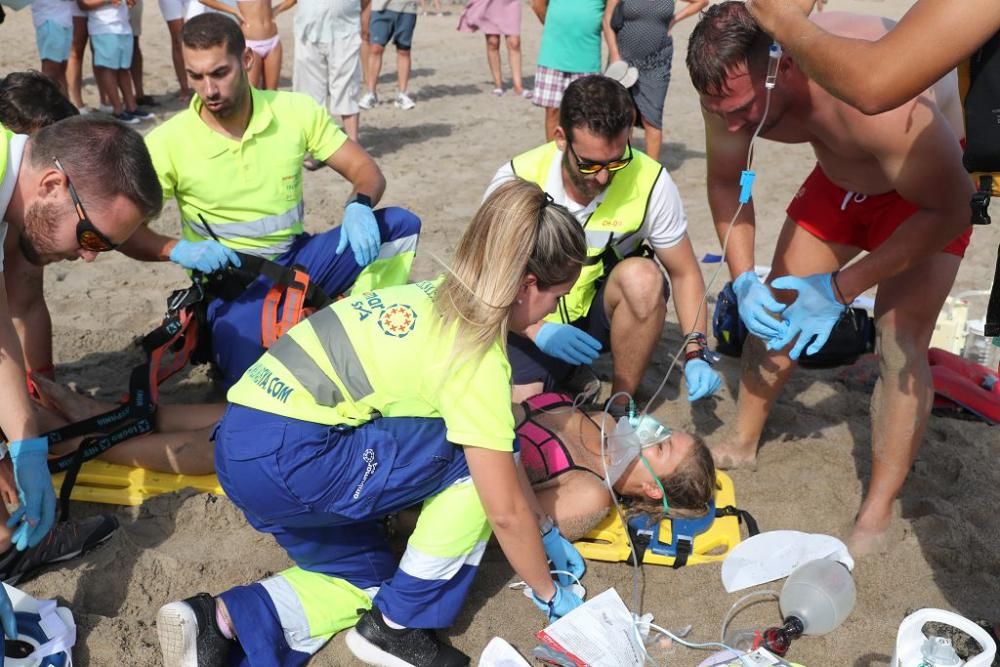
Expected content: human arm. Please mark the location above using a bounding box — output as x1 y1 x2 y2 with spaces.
465 447 558 600
4 236 53 375
0 275 38 444
702 109 786 339
602 0 621 63
199 0 245 22
533 474 612 542
669 0 707 32
0 276 56 551
272 0 295 15
323 139 386 206
746 0 1000 115
531 0 546 23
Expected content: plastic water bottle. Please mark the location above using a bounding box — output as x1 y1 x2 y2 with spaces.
779 559 857 635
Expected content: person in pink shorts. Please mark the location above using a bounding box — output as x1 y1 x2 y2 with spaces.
458 0 529 98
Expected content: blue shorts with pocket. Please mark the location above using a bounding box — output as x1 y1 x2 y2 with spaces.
369 9 416 50
91 33 133 69
35 21 72 63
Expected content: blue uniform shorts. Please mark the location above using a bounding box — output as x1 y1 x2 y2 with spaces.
207 206 420 389
91 33 133 69
35 21 71 63
215 405 471 587
369 9 416 50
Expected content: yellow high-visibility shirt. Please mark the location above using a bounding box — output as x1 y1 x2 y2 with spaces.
146 87 347 258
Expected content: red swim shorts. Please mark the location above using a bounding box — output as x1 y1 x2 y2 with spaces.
786 164 972 258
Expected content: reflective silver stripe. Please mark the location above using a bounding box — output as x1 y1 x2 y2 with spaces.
185 201 304 242
585 230 614 249
268 335 346 407
377 232 418 260
309 308 375 399
259 576 329 655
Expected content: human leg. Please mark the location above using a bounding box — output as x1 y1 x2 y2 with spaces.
166 18 190 99
262 38 283 90
93 65 123 114
601 258 668 404
711 217 858 468
485 34 502 90
641 116 662 163
364 10 393 100
505 34 524 95
40 60 68 95
396 47 412 96
67 16 88 107
131 37 145 100
850 252 961 555
328 30 362 142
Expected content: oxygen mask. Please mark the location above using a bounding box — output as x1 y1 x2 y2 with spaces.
604 408 672 486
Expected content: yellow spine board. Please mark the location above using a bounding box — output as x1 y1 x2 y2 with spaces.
574 471 743 567
50 461 224 506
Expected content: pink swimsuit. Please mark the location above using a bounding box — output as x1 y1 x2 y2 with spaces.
516 393 604 482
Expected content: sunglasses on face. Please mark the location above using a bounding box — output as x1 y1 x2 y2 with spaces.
567 139 633 175
53 158 118 253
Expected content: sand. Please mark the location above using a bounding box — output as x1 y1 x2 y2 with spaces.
2 0 1000 664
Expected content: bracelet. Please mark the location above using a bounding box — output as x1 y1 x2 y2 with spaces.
684 349 705 362
831 270 850 307
684 331 708 349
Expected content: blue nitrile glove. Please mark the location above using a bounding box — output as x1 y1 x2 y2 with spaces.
531 582 585 622
169 239 241 273
335 202 380 267
0 581 15 643
6 437 56 551
534 322 602 366
541 525 586 586
766 272 848 360
732 270 786 340
684 358 722 402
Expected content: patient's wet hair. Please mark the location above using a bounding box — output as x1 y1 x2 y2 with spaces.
625 434 716 523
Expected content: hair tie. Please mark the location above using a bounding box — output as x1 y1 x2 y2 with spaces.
540 192 555 209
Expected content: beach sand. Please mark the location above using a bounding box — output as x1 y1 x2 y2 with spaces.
2 0 999 663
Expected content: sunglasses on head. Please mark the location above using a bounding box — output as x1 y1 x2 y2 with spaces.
567 139 633 175
53 157 118 253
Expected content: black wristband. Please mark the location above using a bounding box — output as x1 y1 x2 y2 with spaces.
346 193 373 208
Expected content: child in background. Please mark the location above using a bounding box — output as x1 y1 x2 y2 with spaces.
201 0 294 89
31 0 74 94
77 0 154 123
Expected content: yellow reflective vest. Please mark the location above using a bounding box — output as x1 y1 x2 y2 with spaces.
510 142 662 322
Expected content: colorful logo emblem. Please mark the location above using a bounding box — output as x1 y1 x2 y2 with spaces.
378 304 417 338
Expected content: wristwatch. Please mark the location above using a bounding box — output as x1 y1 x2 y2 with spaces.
345 193 373 209
539 514 555 536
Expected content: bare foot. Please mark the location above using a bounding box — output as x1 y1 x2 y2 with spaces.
847 516 904 557
30 372 112 424
709 442 758 471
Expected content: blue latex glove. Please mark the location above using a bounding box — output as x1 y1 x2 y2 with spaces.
684 358 722 402
766 273 848 360
6 437 56 551
169 239 241 274
531 581 585 622
534 322 602 366
0 582 15 643
541 525 586 586
732 270 786 340
335 202 380 267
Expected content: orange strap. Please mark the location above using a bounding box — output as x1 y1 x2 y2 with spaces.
261 267 313 349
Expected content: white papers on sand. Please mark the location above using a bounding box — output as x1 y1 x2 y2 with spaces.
536 588 645 667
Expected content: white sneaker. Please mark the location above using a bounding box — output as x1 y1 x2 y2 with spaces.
358 91 378 110
98 104 114 114
394 91 416 110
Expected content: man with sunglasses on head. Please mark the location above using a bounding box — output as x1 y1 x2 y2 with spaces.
486 75 721 412
0 113 162 637
120 13 420 389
